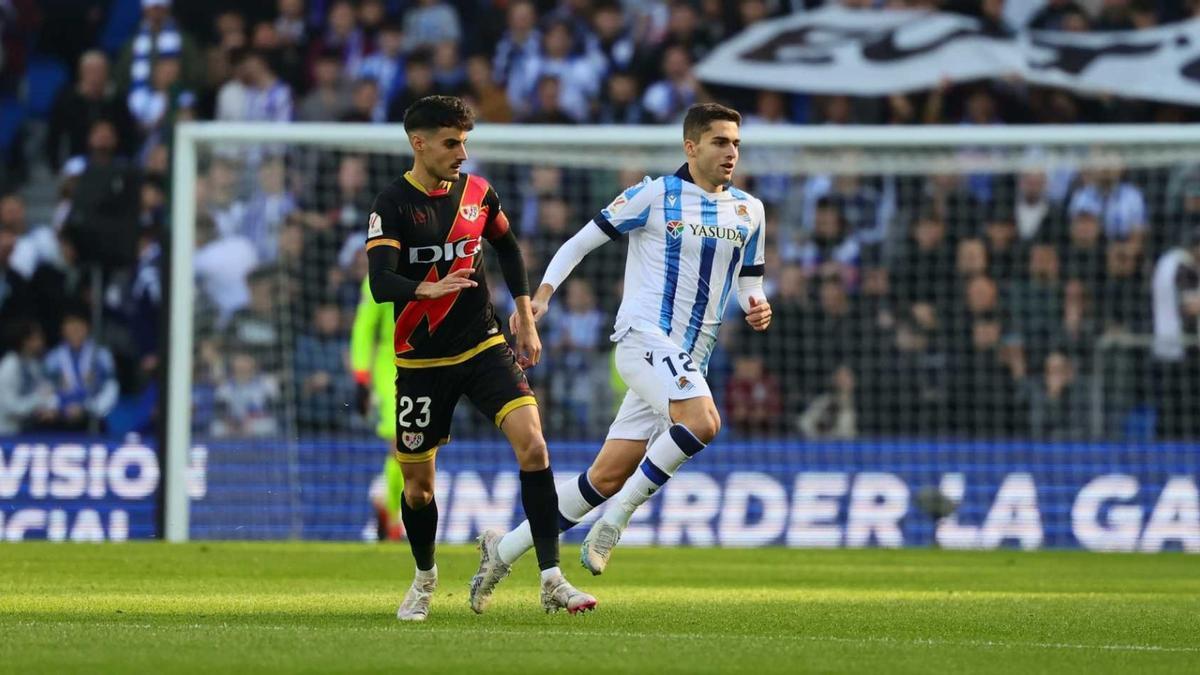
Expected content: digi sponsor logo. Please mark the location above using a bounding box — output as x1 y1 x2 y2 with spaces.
408 237 482 264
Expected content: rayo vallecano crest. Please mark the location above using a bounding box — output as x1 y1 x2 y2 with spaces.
402 431 424 450
460 204 481 221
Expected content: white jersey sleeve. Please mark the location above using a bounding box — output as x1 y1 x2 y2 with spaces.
740 195 766 276
593 176 663 240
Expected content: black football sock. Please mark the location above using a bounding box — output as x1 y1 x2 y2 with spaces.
401 495 438 571
520 467 561 572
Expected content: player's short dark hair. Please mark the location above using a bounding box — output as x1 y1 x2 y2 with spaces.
683 103 741 142
403 95 475 133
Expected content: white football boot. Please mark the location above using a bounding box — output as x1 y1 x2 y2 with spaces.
580 519 622 576
540 573 597 615
396 567 438 621
468 529 511 614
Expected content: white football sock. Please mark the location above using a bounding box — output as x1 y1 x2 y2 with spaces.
601 425 706 529
497 472 609 565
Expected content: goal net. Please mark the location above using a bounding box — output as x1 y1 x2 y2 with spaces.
166 123 1200 552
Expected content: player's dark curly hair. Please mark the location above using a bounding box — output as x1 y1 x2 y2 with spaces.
403 95 476 133
683 103 741 142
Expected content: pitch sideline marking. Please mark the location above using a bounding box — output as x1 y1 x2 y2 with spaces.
8 620 1200 654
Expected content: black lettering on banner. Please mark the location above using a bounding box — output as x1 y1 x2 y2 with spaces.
862 27 1002 63
738 26 864 64
1027 38 1161 76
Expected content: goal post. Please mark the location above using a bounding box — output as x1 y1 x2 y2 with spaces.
165 121 1200 548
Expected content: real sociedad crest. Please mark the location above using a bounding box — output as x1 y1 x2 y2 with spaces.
666 220 685 238
402 431 424 450
460 204 481 221
735 204 751 222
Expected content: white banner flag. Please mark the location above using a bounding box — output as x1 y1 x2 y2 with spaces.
694 6 1200 105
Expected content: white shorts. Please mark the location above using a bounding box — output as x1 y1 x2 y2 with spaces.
605 329 712 442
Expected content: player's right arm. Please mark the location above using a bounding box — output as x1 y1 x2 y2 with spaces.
365 193 476 303
524 177 660 326
738 198 770 332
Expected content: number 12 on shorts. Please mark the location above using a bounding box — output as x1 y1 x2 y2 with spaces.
659 352 697 377
398 396 431 428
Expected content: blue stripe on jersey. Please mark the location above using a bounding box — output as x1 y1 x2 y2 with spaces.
729 186 749 200
717 246 742 317
682 197 719 351
616 205 652 233
658 176 684 335
624 180 649 201
744 226 762 266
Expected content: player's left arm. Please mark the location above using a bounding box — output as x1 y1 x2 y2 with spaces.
481 186 541 367
739 200 770 332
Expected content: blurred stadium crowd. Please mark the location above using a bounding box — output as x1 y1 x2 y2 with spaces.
2 0 1200 442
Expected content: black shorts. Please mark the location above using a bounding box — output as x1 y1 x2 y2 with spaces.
392 340 536 462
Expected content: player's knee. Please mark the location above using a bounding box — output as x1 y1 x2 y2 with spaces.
678 407 720 444
403 484 434 509
515 435 549 470
588 464 633 497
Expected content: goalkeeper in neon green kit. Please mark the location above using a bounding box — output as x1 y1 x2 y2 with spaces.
352 277 405 541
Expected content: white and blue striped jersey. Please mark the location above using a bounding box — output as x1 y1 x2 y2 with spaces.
592 165 766 371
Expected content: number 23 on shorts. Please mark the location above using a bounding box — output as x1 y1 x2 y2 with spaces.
398 396 432 428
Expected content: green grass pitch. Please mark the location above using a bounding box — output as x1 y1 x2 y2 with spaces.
1 543 1197 674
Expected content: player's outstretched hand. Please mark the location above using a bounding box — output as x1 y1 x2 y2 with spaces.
515 319 542 369
510 299 549 336
416 268 477 300
746 296 772 331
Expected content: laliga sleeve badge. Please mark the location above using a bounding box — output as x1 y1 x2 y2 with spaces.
368 212 383 238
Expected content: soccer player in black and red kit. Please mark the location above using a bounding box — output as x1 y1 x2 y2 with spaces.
365 96 595 620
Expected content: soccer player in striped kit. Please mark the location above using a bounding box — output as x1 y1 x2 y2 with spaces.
470 103 772 612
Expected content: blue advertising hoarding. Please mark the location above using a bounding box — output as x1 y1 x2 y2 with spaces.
0 436 162 541
3 437 1197 551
